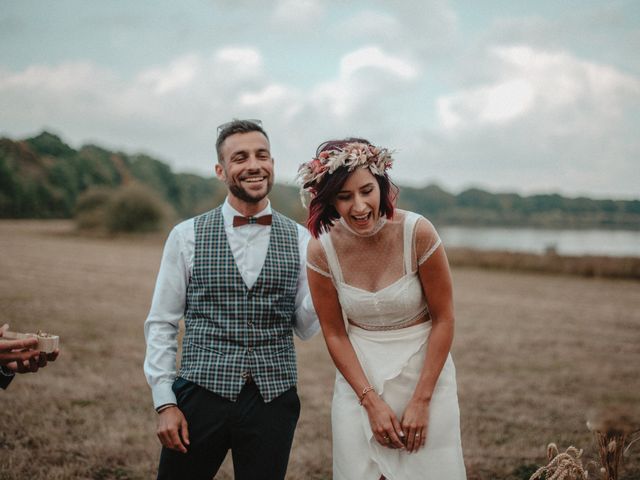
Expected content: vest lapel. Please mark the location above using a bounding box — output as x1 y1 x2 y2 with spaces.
251 212 281 292
216 208 251 292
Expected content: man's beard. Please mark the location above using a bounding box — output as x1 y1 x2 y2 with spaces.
228 180 273 204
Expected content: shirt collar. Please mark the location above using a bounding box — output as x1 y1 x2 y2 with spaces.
222 197 272 227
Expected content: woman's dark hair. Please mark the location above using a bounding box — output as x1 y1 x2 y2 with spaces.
306 138 397 238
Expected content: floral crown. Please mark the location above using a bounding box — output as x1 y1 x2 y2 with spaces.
296 142 394 199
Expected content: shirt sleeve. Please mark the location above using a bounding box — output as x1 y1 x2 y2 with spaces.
143 223 190 409
0 365 14 390
293 224 321 340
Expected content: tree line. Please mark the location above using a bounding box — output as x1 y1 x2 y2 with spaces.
1 131 638 230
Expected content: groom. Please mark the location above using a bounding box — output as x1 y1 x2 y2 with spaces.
144 119 319 480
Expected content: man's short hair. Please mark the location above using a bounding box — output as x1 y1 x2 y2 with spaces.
215 119 269 163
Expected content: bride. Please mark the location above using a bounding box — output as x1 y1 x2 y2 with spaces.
297 139 466 479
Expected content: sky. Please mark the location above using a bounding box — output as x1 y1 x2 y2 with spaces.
1 0 639 199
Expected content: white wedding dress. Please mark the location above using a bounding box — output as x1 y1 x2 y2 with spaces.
308 210 466 479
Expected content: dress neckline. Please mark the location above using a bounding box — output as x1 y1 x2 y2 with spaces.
338 270 416 296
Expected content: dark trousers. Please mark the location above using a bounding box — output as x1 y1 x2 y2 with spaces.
157 377 300 480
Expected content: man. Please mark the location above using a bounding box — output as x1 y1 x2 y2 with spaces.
0 324 59 389
144 120 319 480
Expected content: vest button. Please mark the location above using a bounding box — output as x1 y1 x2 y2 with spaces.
247 321 253 326
247 347 253 353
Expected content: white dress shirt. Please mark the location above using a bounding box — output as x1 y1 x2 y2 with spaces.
144 198 319 409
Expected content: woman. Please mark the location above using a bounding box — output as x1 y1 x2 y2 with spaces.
297 139 466 479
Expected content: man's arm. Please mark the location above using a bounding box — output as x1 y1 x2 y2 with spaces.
293 225 320 340
144 223 193 453
144 224 190 409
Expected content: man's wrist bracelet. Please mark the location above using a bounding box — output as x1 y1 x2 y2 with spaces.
156 403 177 414
359 385 375 405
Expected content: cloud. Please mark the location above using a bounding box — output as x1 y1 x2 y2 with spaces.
333 10 402 42
310 46 419 117
415 45 640 197
437 45 640 132
214 47 263 71
218 45 424 179
332 0 459 61
137 54 200 95
0 62 116 92
271 0 325 28
0 43 405 178
340 46 417 79
0 62 121 133
438 78 535 129
240 84 289 106
0 48 276 173
238 84 305 121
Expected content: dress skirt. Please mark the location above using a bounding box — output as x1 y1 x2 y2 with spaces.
332 321 466 479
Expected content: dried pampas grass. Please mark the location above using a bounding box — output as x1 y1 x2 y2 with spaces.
586 407 640 480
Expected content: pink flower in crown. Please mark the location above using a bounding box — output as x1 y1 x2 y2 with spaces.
318 151 331 160
309 158 324 173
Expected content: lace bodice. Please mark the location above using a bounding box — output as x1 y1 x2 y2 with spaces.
308 210 441 330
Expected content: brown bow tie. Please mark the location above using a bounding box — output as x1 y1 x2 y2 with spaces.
232 214 272 228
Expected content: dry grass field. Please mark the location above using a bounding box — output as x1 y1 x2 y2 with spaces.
1 220 639 480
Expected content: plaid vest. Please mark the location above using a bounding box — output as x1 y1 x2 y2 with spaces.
179 206 300 402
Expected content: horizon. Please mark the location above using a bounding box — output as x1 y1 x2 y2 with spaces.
1 1 639 199
9 129 639 202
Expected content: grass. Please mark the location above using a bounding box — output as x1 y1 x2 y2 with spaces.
448 248 640 280
0 220 639 479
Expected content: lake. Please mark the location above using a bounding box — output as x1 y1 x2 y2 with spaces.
438 226 640 258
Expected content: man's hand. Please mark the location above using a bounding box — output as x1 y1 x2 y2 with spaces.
157 406 190 453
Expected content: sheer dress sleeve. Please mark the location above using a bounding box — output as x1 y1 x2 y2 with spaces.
413 216 442 269
306 237 332 278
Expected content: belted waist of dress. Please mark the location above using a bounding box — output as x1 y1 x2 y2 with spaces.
348 312 431 331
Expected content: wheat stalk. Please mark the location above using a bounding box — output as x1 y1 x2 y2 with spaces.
530 443 594 480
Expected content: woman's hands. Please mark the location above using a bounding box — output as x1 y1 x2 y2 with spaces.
400 397 430 452
362 390 431 452
361 392 405 449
